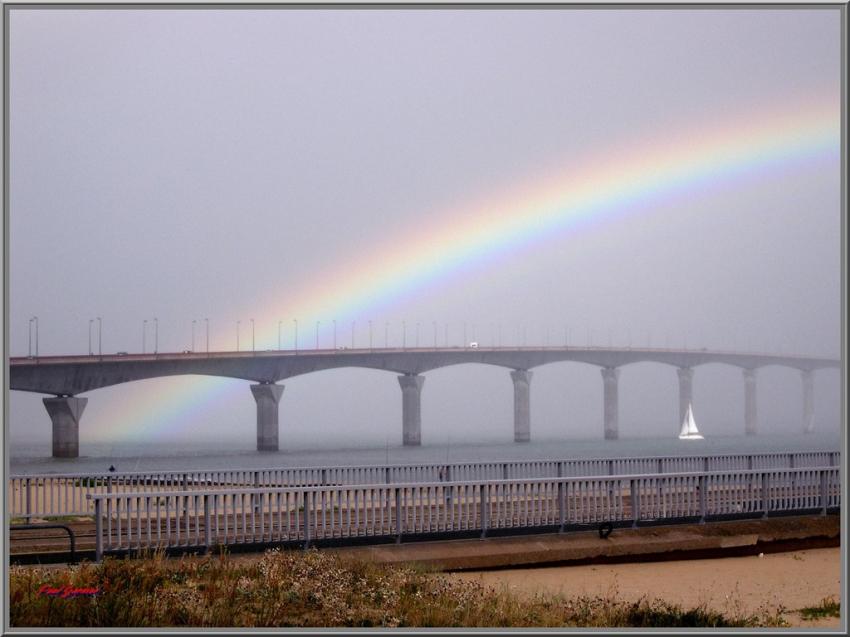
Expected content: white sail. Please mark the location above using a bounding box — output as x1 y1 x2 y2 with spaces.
679 403 704 439
679 413 691 438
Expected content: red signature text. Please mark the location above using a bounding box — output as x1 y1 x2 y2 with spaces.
38 584 100 598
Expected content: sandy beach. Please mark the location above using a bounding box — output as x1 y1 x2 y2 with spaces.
451 547 842 628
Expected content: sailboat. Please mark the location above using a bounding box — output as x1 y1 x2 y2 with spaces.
678 402 704 440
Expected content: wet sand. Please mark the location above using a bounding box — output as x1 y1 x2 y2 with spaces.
451 547 842 628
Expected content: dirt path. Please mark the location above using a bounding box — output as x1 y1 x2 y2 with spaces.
451 547 841 628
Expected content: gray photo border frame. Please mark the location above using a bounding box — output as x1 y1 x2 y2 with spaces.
1 1 846 634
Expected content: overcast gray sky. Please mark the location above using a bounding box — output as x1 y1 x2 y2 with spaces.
6 7 842 450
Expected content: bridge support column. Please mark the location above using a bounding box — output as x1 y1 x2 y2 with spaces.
44 396 87 458
601 367 619 440
801 370 814 433
510 369 532 442
677 367 693 430
250 383 284 452
743 369 757 435
398 374 425 446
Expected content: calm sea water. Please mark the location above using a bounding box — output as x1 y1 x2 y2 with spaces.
9 431 841 475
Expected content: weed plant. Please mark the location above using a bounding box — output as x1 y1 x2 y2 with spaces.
10 549 789 628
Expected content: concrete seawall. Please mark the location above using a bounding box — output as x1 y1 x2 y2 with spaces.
327 515 840 571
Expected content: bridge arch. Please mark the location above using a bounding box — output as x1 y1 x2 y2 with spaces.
421 363 515 446
279 367 402 449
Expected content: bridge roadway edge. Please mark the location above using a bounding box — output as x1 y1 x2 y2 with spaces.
8 347 840 396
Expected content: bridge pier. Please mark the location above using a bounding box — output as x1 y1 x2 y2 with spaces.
398 374 425 446
601 367 619 440
250 383 284 452
44 396 87 458
677 367 693 431
510 369 532 442
801 369 814 433
743 369 757 435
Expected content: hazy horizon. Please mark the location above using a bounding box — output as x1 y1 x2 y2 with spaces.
6 7 842 451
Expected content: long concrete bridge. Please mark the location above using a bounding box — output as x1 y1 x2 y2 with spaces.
9 346 840 457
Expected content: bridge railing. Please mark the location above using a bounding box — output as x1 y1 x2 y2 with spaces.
9 450 840 519
87 466 841 561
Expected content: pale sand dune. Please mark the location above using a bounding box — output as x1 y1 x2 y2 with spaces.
451 547 842 628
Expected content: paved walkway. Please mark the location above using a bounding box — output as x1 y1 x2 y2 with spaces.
322 515 839 570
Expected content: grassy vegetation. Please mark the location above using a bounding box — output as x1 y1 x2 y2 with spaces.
9 549 788 628
799 597 840 620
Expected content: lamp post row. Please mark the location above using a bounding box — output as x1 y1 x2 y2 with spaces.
27 318 724 356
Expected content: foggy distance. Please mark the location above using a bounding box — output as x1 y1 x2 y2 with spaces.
6 8 841 463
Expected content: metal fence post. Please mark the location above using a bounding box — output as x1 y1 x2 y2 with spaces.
25 478 32 523
446 465 453 504
253 471 260 513
630 479 640 528
94 498 103 562
820 470 829 515
657 458 663 475
385 467 391 484
761 472 770 519
106 476 113 522
321 469 327 486
558 480 566 533
698 475 706 523
303 492 311 550
203 494 211 551
480 484 489 539
395 488 403 544
702 456 709 473
502 463 509 480
182 473 189 529
608 460 614 476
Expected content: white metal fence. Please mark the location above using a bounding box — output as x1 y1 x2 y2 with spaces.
89 466 840 561
10 450 839 519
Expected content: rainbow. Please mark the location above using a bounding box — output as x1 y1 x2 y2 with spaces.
89 95 840 442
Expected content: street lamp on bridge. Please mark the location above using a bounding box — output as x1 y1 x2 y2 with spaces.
97 317 102 358
153 317 158 354
28 316 38 358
